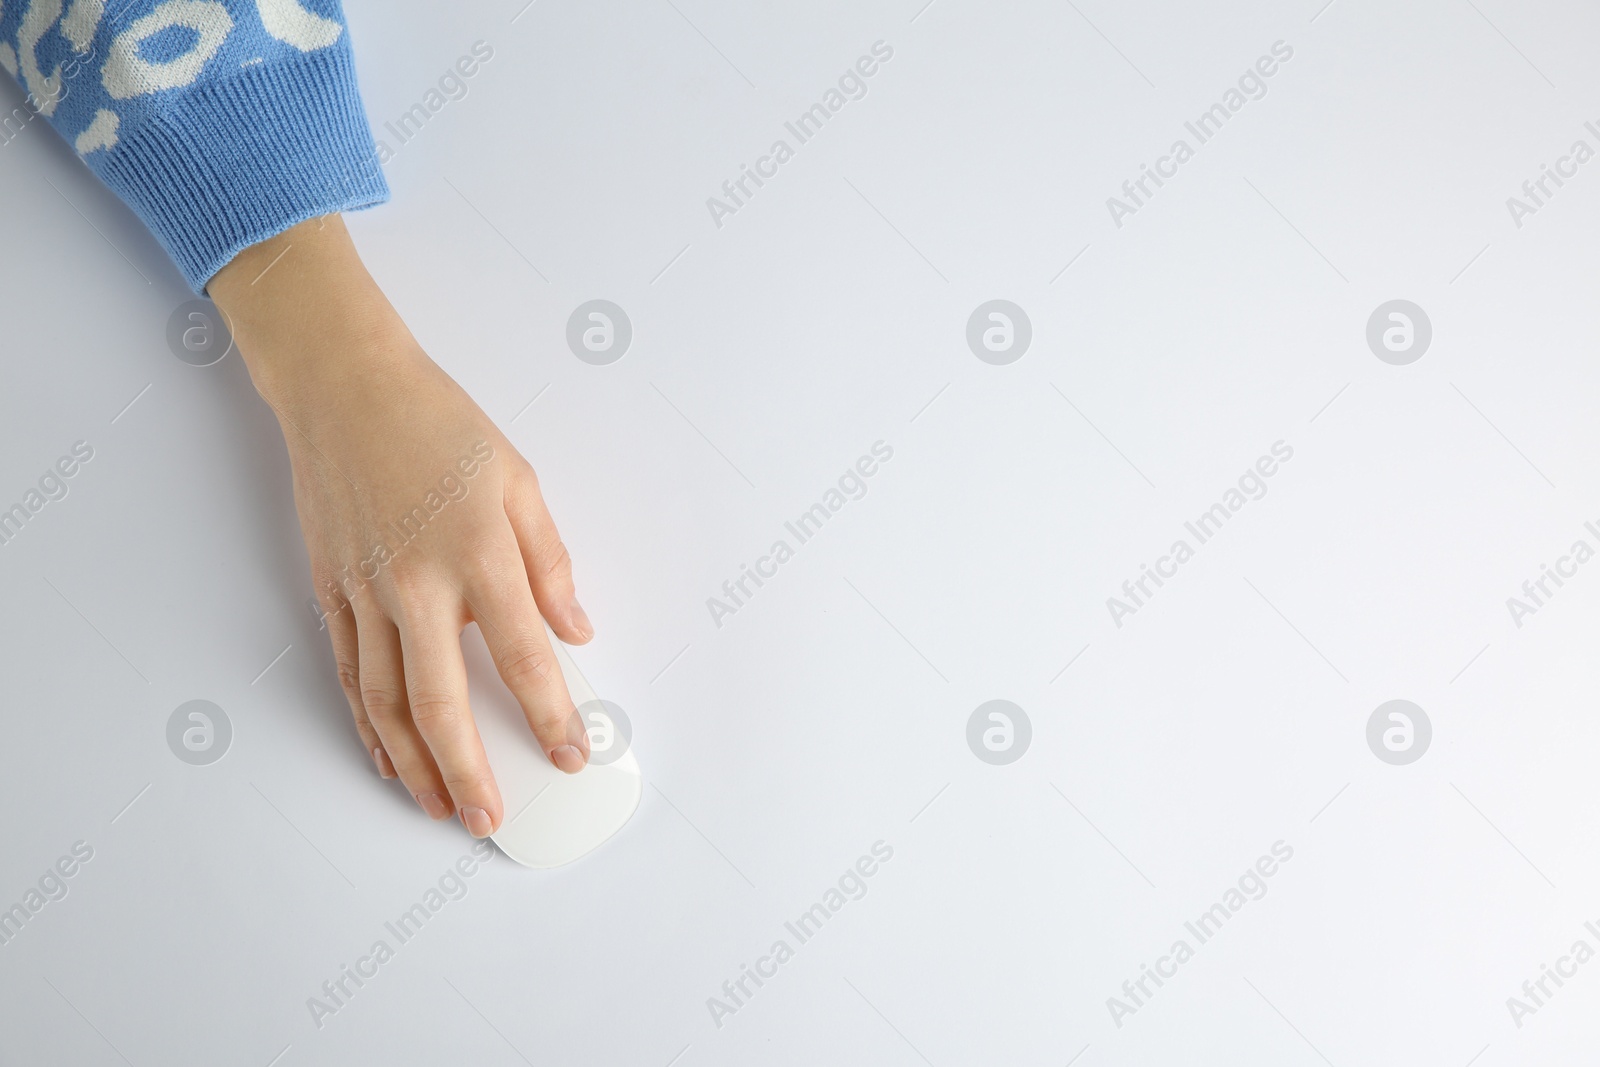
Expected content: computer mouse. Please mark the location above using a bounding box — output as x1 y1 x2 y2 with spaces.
462 621 641 868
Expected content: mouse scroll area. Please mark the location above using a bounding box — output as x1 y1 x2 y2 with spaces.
462 623 642 868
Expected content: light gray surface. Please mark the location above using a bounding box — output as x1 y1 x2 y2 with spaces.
3 0 1600 1063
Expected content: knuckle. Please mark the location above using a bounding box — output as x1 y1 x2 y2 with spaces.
440 768 495 795
335 659 362 697
316 565 366 610
464 561 503 595
462 538 516 587
527 701 577 739
317 589 351 621
386 580 467 635
408 690 463 731
359 682 406 721
542 539 573 583
384 565 437 608
498 640 554 692
529 697 574 727
310 563 348 599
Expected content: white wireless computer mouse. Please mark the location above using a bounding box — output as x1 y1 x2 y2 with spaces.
462 622 641 868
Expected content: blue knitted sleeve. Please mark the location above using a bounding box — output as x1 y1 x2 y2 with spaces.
0 0 390 292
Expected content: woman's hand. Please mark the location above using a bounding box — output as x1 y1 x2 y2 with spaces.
209 215 592 839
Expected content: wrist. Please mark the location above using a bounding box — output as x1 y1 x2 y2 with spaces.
210 215 412 405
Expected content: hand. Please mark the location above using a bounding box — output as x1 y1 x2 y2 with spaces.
209 215 593 839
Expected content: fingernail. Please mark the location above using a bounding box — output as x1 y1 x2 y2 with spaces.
372 746 396 778
460 806 493 838
551 744 586 774
417 792 451 820
569 597 593 641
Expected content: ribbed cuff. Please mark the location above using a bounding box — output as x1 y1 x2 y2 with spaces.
91 40 390 293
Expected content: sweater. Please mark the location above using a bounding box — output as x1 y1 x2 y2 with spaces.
0 0 389 292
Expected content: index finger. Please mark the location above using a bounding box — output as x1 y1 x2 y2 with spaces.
461 565 591 775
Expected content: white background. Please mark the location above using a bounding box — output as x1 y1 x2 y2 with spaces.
4 0 1600 1063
